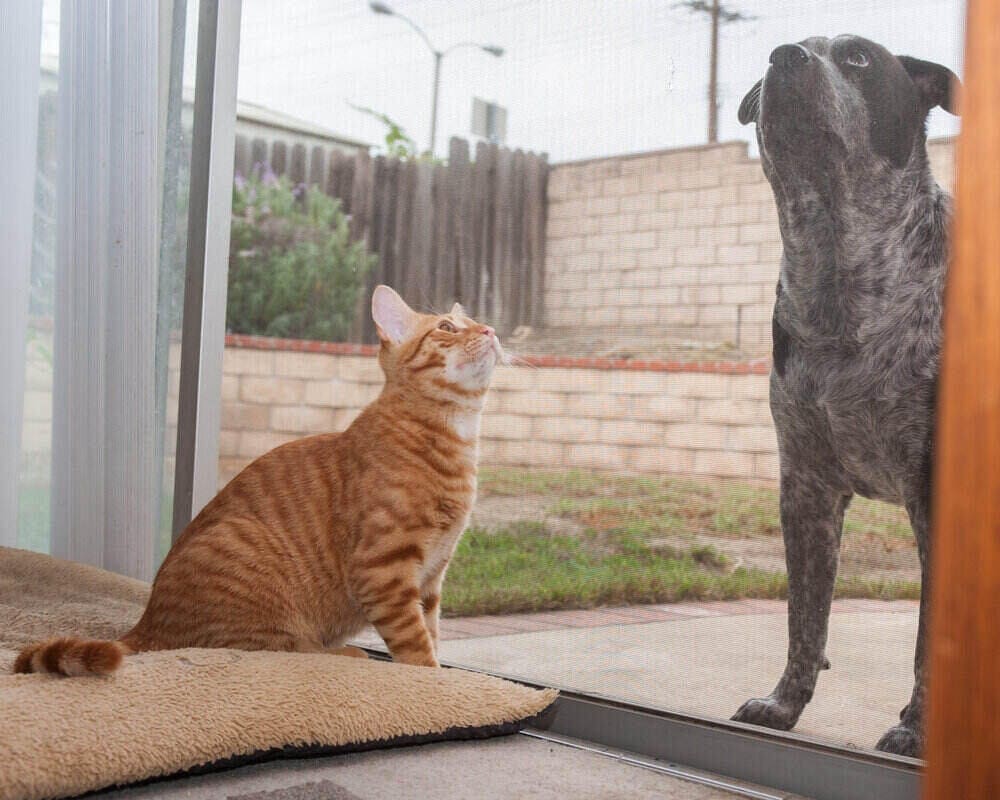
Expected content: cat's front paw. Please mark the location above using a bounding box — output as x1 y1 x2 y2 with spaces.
393 651 439 668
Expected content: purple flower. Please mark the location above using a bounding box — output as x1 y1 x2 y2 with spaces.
234 173 247 190
262 166 278 186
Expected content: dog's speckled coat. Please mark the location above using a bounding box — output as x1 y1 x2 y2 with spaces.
732 35 960 757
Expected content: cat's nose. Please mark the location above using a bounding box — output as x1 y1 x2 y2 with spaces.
480 326 495 338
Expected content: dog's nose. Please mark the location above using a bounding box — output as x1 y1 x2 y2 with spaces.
769 43 811 69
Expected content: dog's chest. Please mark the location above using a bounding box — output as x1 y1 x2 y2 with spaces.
781 349 935 501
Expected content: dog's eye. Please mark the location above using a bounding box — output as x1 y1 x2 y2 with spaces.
846 50 869 68
438 321 457 333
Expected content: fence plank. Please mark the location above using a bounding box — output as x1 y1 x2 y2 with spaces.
289 143 307 185
493 146 513 333
341 155 356 215
521 152 538 328
457 143 477 310
233 134 250 178
405 160 434 309
349 149 371 244
326 149 344 203
373 158 399 336
348 150 373 342
250 137 268 171
434 138 461 308
369 156 387 289
393 159 417 302
308 145 326 187
482 143 499 323
469 142 487 318
509 149 527 335
270 140 287 177
430 161 449 312
528 154 549 327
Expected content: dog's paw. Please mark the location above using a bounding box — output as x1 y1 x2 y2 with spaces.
875 724 923 758
731 696 801 731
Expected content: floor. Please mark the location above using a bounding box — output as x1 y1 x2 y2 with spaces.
352 597 918 753
94 598 917 799
95 733 804 800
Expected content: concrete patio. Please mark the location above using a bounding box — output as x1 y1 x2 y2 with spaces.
93 599 916 799
358 598 919 753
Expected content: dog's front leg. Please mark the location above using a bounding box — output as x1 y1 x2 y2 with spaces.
875 496 930 757
733 471 849 731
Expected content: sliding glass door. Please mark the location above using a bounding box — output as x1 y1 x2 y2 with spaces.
2 0 200 580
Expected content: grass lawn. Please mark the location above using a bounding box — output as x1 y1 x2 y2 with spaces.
19 467 919 620
441 468 920 617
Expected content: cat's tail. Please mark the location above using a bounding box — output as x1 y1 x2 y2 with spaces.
12 637 133 677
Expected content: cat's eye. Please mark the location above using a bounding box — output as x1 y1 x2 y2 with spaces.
846 50 870 68
438 321 457 333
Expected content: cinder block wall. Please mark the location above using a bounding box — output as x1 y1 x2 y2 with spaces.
214 339 777 488
544 138 956 354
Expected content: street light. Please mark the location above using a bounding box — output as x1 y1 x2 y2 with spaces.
369 2 504 156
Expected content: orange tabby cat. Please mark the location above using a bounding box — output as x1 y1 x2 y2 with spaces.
14 285 503 676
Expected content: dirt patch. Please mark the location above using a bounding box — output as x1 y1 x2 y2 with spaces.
840 531 920 583
471 484 921 585
504 325 754 361
470 494 584 538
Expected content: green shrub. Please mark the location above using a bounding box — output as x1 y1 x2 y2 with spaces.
227 167 376 341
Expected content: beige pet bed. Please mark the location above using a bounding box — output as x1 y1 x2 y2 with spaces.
0 546 557 800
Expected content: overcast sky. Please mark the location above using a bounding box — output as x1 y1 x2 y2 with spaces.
230 0 965 162
41 0 965 163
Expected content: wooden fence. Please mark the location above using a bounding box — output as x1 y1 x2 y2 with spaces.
233 134 548 342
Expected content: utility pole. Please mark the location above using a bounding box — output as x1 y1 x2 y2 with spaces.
708 0 720 143
676 0 755 143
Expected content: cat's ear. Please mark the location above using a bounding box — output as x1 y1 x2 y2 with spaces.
450 302 465 317
372 285 418 344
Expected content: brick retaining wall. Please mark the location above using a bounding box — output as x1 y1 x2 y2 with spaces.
215 335 777 488
21 338 780 492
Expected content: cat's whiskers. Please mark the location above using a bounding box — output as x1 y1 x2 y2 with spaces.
499 347 537 370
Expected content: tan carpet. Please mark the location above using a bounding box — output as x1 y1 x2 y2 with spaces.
0 547 557 800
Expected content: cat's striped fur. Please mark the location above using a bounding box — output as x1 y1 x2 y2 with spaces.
14 285 502 676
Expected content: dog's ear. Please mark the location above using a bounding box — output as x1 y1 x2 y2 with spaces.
738 79 763 125
898 56 961 115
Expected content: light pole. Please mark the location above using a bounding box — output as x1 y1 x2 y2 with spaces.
369 2 504 156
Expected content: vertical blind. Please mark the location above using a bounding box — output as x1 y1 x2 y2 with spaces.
3 0 188 581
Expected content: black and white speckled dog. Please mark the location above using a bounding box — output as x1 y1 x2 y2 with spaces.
732 35 960 757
